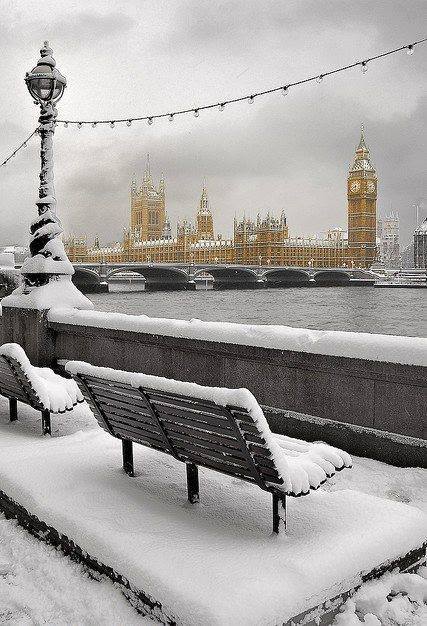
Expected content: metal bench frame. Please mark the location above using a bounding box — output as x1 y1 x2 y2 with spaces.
73 372 300 533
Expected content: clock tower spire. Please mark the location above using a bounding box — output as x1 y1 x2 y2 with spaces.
347 125 377 268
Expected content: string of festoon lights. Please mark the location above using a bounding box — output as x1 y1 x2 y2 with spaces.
1 38 425 168
1 128 40 168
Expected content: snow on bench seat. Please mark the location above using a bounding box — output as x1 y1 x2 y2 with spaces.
0 343 83 414
65 361 351 500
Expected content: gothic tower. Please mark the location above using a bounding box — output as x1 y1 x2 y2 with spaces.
196 182 214 240
130 155 166 240
347 126 377 267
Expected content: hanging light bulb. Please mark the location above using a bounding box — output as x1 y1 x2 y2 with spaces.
110 121 115 128
92 122 97 128
194 109 200 117
64 122 68 128
407 44 414 55
77 122 83 129
147 117 153 125
219 103 225 111
361 61 368 73
316 75 323 84
248 95 255 104
168 114 174 122
126 120 132 127
282 86 289 97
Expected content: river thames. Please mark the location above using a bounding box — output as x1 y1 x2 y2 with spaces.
88 286 426 337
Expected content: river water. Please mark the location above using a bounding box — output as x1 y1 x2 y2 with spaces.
88 286 426 337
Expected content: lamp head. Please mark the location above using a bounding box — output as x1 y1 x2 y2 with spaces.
25 41 66 104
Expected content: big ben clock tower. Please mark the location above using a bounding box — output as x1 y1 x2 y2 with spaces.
347 125 377 268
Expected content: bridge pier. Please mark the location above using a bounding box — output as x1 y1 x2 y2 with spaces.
144 282 188 292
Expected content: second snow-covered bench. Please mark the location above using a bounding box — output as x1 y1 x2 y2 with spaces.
66 361 352 533
0 344 84 435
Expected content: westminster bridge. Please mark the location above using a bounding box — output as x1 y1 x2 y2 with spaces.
71 262 377 292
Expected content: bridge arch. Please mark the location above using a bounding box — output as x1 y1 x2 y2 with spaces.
313 270 351 286
263 268 311 288
107 265 190 291
195 266 260 289
72 268 105 293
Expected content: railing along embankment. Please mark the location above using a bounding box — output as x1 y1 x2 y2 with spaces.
45 309 427 466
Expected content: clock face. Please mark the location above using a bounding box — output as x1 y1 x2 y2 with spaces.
367 181 376 193
350 181 360 193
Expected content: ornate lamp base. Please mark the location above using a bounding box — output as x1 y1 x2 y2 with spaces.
1 275 93 310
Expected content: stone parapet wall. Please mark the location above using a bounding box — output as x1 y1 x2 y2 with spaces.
49 320 426 441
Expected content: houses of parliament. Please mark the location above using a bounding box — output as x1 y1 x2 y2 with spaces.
65 128 377 269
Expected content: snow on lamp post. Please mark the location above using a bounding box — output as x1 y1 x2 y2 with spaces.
3 42 92 310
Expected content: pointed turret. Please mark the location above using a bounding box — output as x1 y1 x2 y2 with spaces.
130 172 137 195
196 181 214 240
159 172 165 196
199 179 210 214
142 153 152 188
350 124 375 173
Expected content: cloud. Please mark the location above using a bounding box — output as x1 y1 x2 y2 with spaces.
0 0 425 249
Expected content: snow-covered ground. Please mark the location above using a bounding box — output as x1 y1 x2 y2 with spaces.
0 396 425 625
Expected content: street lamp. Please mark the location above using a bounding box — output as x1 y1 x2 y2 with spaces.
4 42 92 309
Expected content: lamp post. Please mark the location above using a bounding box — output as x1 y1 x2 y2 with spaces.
4 42 92 309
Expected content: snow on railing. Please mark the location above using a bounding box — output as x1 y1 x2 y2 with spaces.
48 308 427 367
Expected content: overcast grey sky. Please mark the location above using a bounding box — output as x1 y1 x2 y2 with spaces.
1 0 426 248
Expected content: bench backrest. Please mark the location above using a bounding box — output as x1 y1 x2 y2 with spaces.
74 372 283 491
0 355 42 409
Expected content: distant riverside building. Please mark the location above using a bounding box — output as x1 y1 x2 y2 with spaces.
414 218 427 268
377 213 400 268
65 128 378 268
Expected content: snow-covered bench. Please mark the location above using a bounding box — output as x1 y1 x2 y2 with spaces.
66 361 352 533
0 344 84 435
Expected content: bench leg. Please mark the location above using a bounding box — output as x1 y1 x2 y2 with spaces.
41 410 51 436
9 398 18 422
122 439 134 477
272 494 287 534
186 463 199 503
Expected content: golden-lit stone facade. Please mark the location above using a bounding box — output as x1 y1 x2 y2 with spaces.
65 129 377 268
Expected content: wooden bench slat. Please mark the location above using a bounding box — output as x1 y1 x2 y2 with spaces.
164 421 243 450
0 370 27 390
226 407 255 424
155 410 235 438
100 405 160 430
154 403 232 431
173 442 251 472
143 387 221 409
97 397 154 419
166 431 247 464
104 411 162 435
117 431 167 452
176 448 256 482
86 385 145 406
0 383 28 401
238 421 264 437
82 375 137 391
108 421 167 447
146 392 229 419
249 442 273 457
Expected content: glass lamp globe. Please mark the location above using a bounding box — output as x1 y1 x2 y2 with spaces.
25 42 66 104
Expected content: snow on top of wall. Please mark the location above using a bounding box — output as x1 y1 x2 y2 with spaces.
66 360 351 495
0 343 83 412
50 308 427 366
